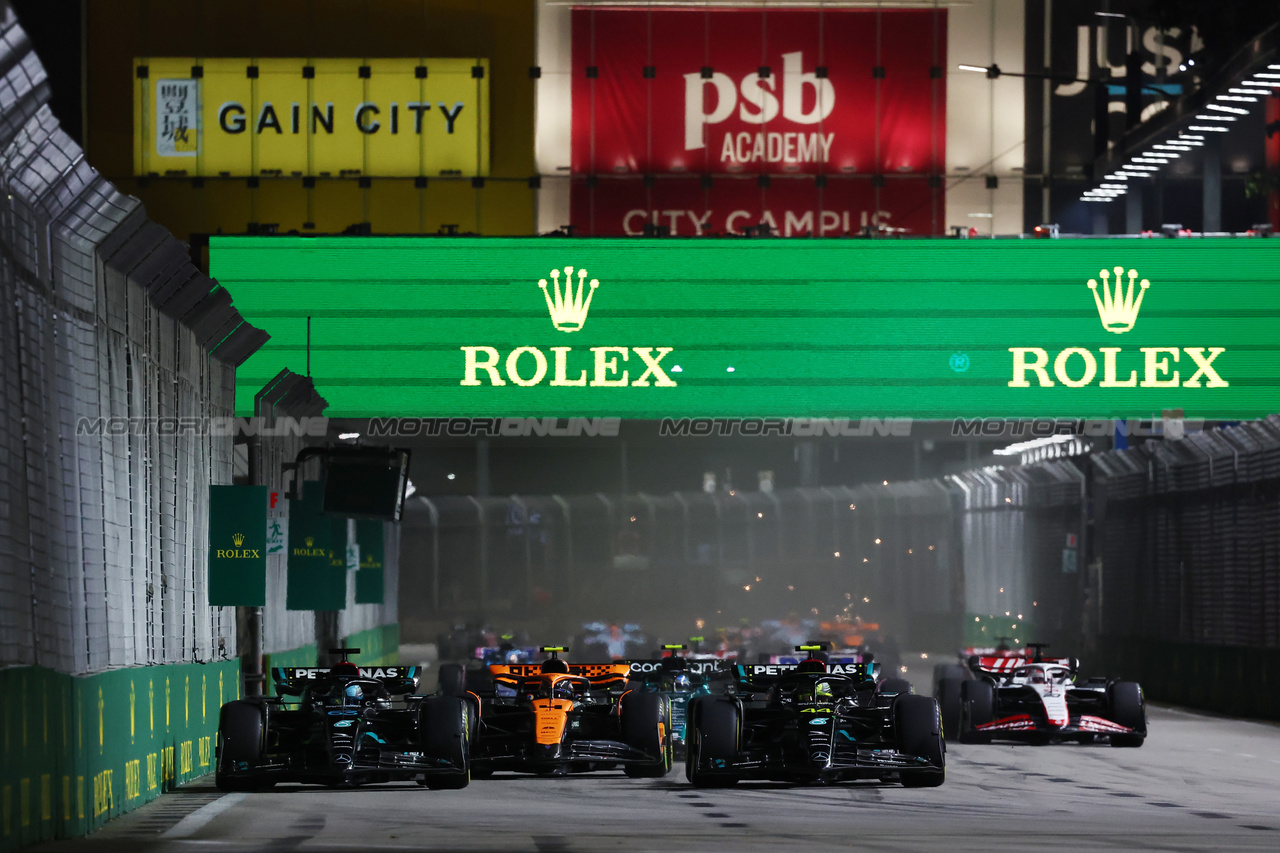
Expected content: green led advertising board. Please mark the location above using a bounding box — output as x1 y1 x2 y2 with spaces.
210 237 1280 419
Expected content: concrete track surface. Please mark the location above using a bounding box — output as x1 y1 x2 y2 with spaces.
33 706 1280 853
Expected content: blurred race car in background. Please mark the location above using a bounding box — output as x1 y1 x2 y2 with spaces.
949 643 1146 746
464 647 673 776
215 648 470 791
683 649 944 788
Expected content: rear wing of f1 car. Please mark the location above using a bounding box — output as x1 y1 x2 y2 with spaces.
271 665 422 696
487 662 632 689
624 659 725 678
967 655 1078 676
762 653 872 666
733 661 878 690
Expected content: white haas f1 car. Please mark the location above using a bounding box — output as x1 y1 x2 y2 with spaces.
949 644 1146 747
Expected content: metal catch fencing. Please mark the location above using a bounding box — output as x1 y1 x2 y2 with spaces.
0 8 265 675
400 480 958 643
1094 416 1280 650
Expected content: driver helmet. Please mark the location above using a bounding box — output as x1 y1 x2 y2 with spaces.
672 673 693 693
344 683 364 705
798 680 834 705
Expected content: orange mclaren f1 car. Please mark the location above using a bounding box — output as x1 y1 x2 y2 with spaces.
466 647 674 777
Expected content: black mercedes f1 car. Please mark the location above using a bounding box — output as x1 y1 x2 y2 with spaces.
684 653 945 787
215 648 470 790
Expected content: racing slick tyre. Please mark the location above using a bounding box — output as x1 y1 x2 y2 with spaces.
959 679 994 744
465 668 495 696
878 677 913 696
685 699 740 788
1107 681 1146 748
418 695 471 789
894 694 945 788
622 692 673 778
215 701 269 792
436 663 466 698
936 678 964 742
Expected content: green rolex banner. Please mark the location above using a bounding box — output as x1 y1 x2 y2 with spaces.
286 481 344 610
355 519 385 603
321 518 352 610
355 568 385 604
208 485 268 606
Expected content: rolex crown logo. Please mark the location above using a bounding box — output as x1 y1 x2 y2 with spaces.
232 532 245 547
1087 266 1150 334
305 536 315 548
538 266 599 332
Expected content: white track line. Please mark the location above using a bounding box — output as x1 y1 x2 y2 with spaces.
161 793 247 839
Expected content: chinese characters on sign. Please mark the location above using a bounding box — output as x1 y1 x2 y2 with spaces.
156 79 199 157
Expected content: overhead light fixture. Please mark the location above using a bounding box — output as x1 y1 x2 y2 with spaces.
1206 104 1250 115
1132 157 1171 164
1231 88 1270 96
1194 115 1237 122
1188 125 1231 132
1216 94 1258 103
957 64 989 74
1252 72 1280 79
1099 183 1128 190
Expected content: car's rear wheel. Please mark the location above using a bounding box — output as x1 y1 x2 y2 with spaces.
878 677 913 696
436 663 466 697
959 680 994 744
418 695 470 789
215 701 268 792
895 694 945 787
622 692 672 778
1107 681 1146 748
936 677 964 742
465 668 495 696
686 699 739 787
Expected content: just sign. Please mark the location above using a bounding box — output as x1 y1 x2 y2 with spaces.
211 237 1280 420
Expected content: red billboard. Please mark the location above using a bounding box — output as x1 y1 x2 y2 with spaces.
569 7 946 235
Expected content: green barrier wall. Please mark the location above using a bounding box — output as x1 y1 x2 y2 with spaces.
0 660 239 852
0 625 398 851
1098 636 1280 720
345 624 399 667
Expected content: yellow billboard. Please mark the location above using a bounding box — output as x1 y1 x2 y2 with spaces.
133 58 490 178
